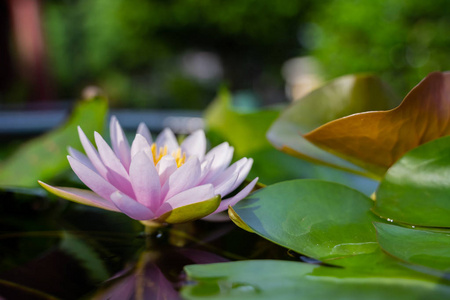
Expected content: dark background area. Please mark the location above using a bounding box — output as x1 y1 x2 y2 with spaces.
1 0 449 110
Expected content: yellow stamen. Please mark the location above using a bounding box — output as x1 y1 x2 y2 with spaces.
172 148 186 167
150 143 186 167
150 144 168 165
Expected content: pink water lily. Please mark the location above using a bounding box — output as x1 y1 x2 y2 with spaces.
39 116 257 224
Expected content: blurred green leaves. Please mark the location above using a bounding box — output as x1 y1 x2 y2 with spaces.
0 96 107 188
205 89 377 195
309 0 450 95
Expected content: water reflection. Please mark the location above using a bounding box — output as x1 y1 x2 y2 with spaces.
93 247 228 300
0 189 290 299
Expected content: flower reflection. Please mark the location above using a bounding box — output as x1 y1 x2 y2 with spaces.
93 249 227 300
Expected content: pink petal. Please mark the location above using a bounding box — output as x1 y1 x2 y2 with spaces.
68 147 95 172
68 155 118 201
110 191 154 220
198 157 214 183
161 156 201 200
202 212 233 222
156 156 178 186
137 122 153 145
213 177 258 213
38 181 118 211
211 172 239 197
155 128 179 153
229 158 254 192
110 116 131 170
181 129 207 160
211 158 247 196
201 142 234 183
94 132 134 197
130 134 153 158
143 262 180 300
129 151 161 212
155 184 215 217
176 249 228 264
78 126 108 178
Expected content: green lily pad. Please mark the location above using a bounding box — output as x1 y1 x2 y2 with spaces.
373 135 450 227
0 96 108 188
267 74 397 178
230 179 383 266
182 260 450 300
375 222 450 272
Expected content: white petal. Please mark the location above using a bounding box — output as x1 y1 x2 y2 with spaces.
198 157 214 183
137 122 153 145
161 156 201 200
213 177 258 213
211 158 249 196
156 155 178 186
129 151 161 212
181 129 207 160
130 134 152 159
155 128 179 153
229 158 254 192
68 147 95 172
109 116 131 170
201 142 234 183
155 184 215 217
78 126 108 179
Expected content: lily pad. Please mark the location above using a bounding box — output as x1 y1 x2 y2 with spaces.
182 260 450 300
206 89 378 195
375 222 450 272
230 179 383 266
304 72 450 175
0 96 108 188
267 74 396 178
373 135 450 227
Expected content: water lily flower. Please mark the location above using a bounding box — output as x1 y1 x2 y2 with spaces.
39 116 258 225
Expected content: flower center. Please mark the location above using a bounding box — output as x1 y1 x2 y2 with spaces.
150 143 186 167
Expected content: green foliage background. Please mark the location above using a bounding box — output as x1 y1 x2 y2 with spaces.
307 0 450 93
39 0 450 108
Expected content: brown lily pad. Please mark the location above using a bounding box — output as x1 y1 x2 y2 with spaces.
304 72 450 175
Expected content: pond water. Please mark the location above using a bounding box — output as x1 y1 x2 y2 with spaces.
0 189 292 299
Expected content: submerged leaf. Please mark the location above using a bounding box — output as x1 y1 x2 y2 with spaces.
59 232 110 282
304 72 450 175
